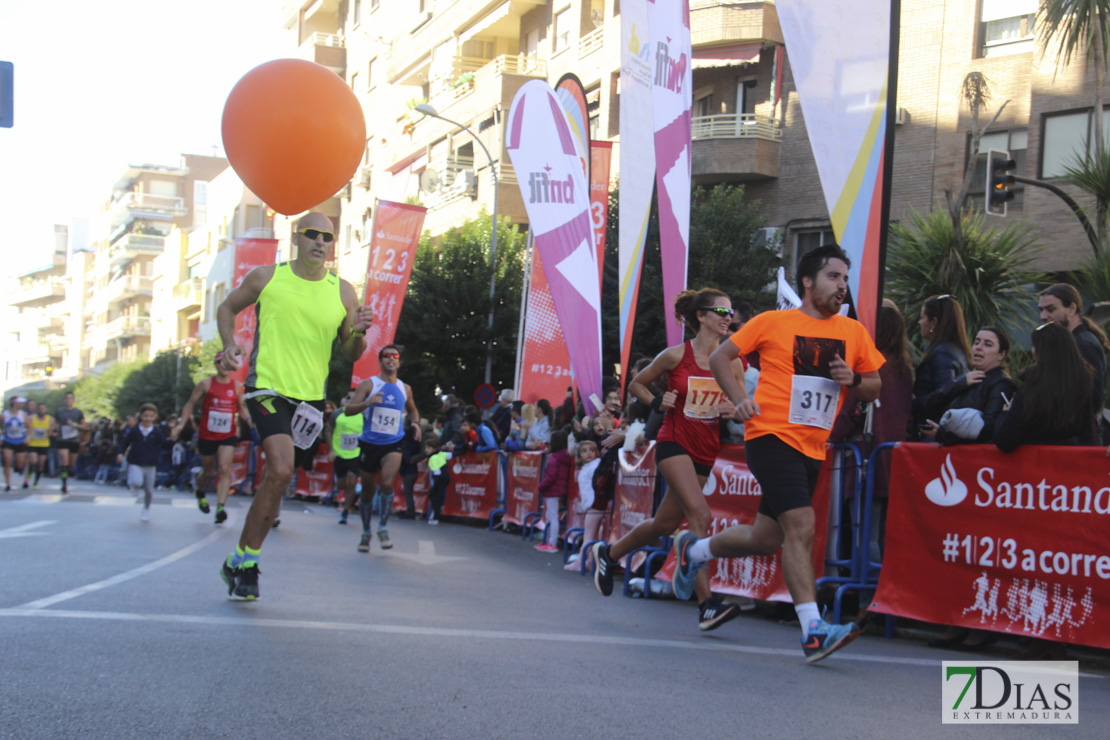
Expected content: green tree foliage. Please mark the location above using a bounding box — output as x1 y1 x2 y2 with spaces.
600 183 778 372
115 350 197 418
73 360 144 421
393 212 526 415
191 339 223 386
886 207 1047 348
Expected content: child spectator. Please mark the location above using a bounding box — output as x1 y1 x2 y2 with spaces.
117 403 177 521
536 428 571 552
424 438 451 525
466 410 499 452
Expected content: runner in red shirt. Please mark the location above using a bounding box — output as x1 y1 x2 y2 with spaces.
671 244 884 663
176 353 250 524
592 288 747 632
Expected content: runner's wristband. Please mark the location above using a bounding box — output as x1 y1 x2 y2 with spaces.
650 395 663 413
850 372 862 388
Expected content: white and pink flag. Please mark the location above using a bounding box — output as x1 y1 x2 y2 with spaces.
506 80 604 414
648 0 692 346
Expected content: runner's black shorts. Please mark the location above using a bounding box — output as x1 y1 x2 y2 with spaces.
654 440 714 478
197 437 238 456
244 389 326 468
1 441 27 454
334 456 360 479
745 433 821 520
359 439 403 474
52 439 80 453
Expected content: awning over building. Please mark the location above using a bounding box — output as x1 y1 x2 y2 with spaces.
692 44 762 69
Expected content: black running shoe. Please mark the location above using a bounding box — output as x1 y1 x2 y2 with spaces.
271 518 280 529
214 507 227 525
378 529 392 550
592 542 614 597
220 558 237 597
196 488 210 514
233 564 260 601
358 534 371 553
699 597 742 631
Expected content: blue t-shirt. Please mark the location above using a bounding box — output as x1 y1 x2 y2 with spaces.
360 376 408 446
3 411 28 445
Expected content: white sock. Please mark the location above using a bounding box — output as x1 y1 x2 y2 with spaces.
688 537 714 564
796 602 821 637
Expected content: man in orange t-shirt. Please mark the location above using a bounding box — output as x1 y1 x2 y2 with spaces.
671 244 884 664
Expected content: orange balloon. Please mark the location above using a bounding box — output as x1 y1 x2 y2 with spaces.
221 59 366 215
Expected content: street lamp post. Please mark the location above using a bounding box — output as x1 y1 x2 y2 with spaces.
414 103 499 385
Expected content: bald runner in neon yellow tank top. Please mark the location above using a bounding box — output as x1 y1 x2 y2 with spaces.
215 211 375 602
248 262 348 400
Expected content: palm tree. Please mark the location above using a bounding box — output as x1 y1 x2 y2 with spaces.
887 207 1046 347
1040 1 1110 246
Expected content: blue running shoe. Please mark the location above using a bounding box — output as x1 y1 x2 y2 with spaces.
802 618 860 664
671 530 703 602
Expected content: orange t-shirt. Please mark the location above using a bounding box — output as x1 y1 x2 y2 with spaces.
731 309 885 460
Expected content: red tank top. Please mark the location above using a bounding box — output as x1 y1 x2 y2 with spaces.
199 377 239 440
657 341 722 467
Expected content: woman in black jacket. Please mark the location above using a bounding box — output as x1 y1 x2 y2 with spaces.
913 294 971 430
995 322 1098 452
921 326 1016 445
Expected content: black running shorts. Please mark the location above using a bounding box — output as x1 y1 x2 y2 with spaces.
358 439 403 474
745 434 821 520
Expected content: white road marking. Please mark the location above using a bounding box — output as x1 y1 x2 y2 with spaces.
0 606 1101 675
387 539 464 565
16 528 230 609
0 520 56 539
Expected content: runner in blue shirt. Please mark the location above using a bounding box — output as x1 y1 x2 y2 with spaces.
2 396 30 491
344 345 421 553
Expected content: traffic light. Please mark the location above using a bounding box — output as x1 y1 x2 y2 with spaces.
986 148 1016 216
44 364 54 377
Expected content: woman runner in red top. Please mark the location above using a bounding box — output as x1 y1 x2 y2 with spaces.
176 353 250 524
591 288 747 631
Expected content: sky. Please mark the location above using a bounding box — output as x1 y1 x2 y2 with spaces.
0 0 289 276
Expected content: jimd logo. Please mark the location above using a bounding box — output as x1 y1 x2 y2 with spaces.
527 166 575 204
943 661 1077 724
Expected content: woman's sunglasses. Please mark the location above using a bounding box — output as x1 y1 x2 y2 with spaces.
707 307 735 318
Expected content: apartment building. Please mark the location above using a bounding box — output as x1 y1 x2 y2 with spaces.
271 0 1098 290
85 155 228 371
5 225 71 390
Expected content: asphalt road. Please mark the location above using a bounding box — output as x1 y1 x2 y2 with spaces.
2 479 1107 739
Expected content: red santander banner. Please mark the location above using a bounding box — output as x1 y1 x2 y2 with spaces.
295 443 333 498
610 444 658 572
870 443 1110 648
505 451 544 526
653 444 831 602
351 199 427 386
443 451 500 520
230 238 278 385
393 465 429 515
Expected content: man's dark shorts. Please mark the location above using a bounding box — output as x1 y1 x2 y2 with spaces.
359 439 403 475
198 437 238 457
334 456 360 479
52 439 80 454
245 390 326 468
745 434 821 520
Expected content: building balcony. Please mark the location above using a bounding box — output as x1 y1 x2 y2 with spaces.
172 278 203 312
104 315 152 340
426 54 547 113
299 31 345 74
10 279 65 307
109 192 186 229
578 25 605 59
421 155 478 211
690 0 783 47
109 233 165 265
691 113 782 180
105 274 153 305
